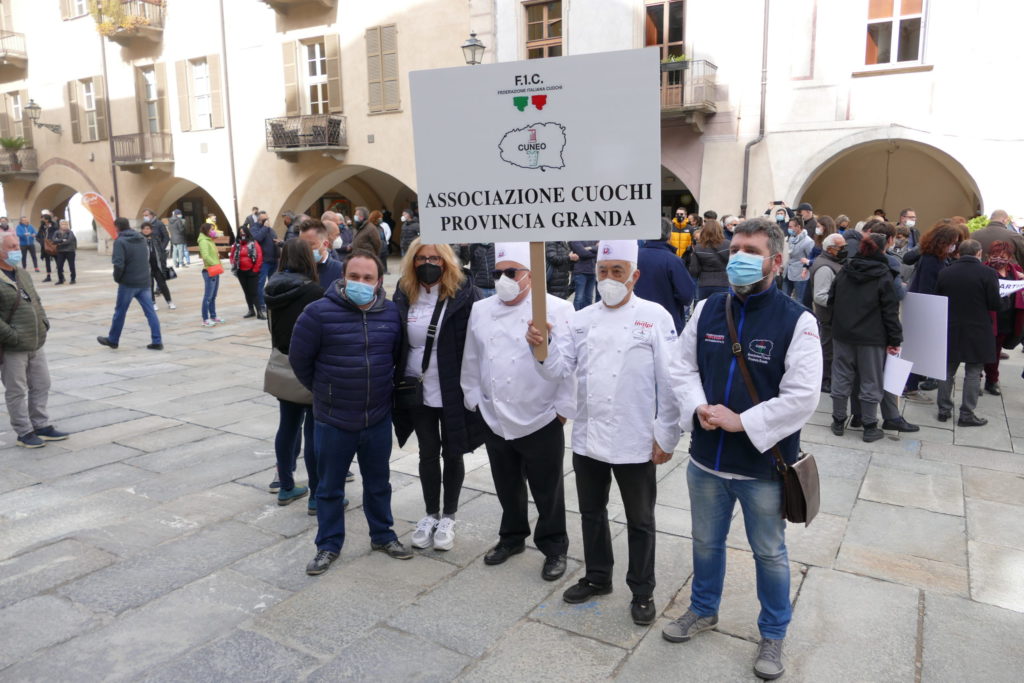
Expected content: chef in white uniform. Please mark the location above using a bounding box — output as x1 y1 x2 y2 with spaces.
527 239 682 627
461 241 576 581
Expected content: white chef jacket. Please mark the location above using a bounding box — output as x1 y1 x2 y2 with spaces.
461 292 576 440
676 298 822 466
537 295 683 464
405 285 445 409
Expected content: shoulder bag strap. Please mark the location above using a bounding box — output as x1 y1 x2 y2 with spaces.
420 297 447 375
724 294 788 475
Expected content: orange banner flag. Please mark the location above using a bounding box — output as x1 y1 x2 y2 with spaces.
81 192 117 239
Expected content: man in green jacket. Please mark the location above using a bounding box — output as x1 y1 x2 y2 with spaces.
0 234 68 448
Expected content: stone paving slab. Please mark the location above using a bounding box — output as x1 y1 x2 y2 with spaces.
963 466 1024 506
615 627 759 682
859 453 964 515
0 595 100 669
923 592 1024 682
4 443 143 480
966 497 1024 551
0 538 116 609
967 540 1024 612
308 626 470 682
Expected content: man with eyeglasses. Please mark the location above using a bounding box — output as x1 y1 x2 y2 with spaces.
461 241 576 581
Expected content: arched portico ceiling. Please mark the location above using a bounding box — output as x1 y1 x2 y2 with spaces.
277 164 416 221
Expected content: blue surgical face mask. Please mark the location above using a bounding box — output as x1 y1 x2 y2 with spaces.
787 228 796 236
345 280 376 306
7 249 21 266
726 251 768 286
312 248 322 262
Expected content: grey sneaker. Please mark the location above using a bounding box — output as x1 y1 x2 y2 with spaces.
661 609 718 643
753 638 785 680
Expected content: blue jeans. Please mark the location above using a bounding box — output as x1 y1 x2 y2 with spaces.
314 417 397 553
478 287 495 298
275 399 315 495
573 273 596 310
687 462 791 639
172 244 189 267
257 262 276 310
697 285 729 301
107 285 161 345
201 271 220 320
781 278 807 302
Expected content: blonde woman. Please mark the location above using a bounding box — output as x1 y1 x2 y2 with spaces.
392 238 485 552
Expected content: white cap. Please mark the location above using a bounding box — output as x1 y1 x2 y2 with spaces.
41 209 51 216
597 240 639 263
494 242 531 268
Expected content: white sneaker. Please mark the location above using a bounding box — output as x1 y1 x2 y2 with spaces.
203 319 216 327
411 515 438 549
153 303 158 311
433 517 456 551
168 302 176 310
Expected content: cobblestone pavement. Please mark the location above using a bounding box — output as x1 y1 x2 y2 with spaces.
1 250 1023 681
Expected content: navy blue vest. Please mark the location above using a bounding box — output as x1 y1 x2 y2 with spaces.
690 286 805 480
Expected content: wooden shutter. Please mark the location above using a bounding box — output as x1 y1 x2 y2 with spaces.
59 0 72 20
92 76 108 141
155 63 170 132
381 25 399 111
325 34 343 113
134 67 147 133
208 54 224 129
0 94 9 139
66 80 81 143
1 1 13 32
366 27 382 113
17 90 32 148
282 41 299 116
175 60 191 132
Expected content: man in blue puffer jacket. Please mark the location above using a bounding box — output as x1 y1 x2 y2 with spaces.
290 249 411 575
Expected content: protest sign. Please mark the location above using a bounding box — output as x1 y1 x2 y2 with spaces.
998 279 1024 297
883 354 914 396
900 292 948 381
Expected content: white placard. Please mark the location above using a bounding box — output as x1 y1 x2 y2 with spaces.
410 48 662 244
900 292 948 381
998 279 1024 297
883 354 914 395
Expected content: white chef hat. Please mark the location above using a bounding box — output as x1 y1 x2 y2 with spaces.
494 242 531 268
597 240 639 264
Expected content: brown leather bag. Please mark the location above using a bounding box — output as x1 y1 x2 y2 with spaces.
44 239 57 256
724 294 820 526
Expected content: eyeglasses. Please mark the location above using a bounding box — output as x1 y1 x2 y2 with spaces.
414 255 443 265
492 267 528 281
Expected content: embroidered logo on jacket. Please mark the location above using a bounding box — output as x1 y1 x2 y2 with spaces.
748 339 774 364
704 333 726 344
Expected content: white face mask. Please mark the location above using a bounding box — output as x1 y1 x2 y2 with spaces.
815 227 824 235
495 273 523 302
597 276 631 307
906 220 916 228
332 236 343 250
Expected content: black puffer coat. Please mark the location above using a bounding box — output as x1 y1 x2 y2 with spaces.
265 271 323 354
545 241 572 299
828 251 902 348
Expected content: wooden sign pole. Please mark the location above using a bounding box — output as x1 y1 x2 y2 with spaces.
529 241 548 362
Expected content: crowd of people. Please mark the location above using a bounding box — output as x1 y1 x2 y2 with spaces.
5 194 1022 681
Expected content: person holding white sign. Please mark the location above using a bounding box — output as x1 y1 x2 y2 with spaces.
982 241 1024 396
525 239 681 627
460 242 575 581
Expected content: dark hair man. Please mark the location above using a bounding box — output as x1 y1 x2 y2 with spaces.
299 219 343 290
98 217 163 352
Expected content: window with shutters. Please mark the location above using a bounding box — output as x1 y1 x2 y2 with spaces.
82 80 99 141
525 1 562 59
865 0 925 65
366 25 399 113
645 1 684 60
8 92 22 138
73 0 88 15
141 66 159 133
191 58 212 129
304 40 329 115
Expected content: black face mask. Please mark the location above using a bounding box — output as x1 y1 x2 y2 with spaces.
416 263 443 285
834 247 848 262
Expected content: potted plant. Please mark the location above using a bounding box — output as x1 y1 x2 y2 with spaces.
660 54 689 73
0 136 26 171
89 0 163 38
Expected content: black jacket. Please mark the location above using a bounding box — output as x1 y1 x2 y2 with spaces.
935 256 1000 364
908 253 945 295
52 229 77 253
250 222 279 264
828 253 902 347
399 219 420 256
569 240 598 275
265 272 323 354
111 229 151 288
545 241 572 299
391 277 487 455
459 243 495 290
687 241 731 288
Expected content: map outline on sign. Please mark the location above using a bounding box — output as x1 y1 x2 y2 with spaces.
498 122 567 172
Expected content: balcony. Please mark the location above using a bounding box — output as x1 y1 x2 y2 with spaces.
0 31 27 72
660 59 718 132
260 0 335 12
112 132 173 169
266 114 347 158
0 148 38 181
104 1 165 46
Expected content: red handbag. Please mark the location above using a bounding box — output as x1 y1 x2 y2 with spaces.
206 263 224 277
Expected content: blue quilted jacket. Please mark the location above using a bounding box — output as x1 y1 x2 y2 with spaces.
289 280 403 431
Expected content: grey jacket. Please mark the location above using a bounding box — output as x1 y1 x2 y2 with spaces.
168 216 187 245
785 232 814 281
0 266 49 353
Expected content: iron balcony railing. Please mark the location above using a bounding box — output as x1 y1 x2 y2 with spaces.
0 31 27 62
660 59 717 113
265 114 347 152
0 148 38 176
120 0 166 29
112 132 173 165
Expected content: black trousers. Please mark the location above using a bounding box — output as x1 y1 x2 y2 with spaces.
41 253 53 274
485 417 568 557
237 271 259 312
55 252 76 282
411 405 465 516
20 243 37 268
819 321 833 383
573 453 657 597
151 269 172 304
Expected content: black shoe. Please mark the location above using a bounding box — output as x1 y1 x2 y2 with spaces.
243 310 257 319
957 414 988 427
937 412 951 422
882 417 920 433
257 307 268 320
484 543 526 566
305 549 338 575
848 415 863 429
830 418 845 436
563 578 613 604
984 382 1001 396
97 336 118 349
542 554 567 581
70 279 75 284
820 380 831 394
862 422 884 443
147 343 164 351
631 594 656 626
42 275 51 282
54 280 64 285
345 470 355 482
372 539 413 560
919 379 938 391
